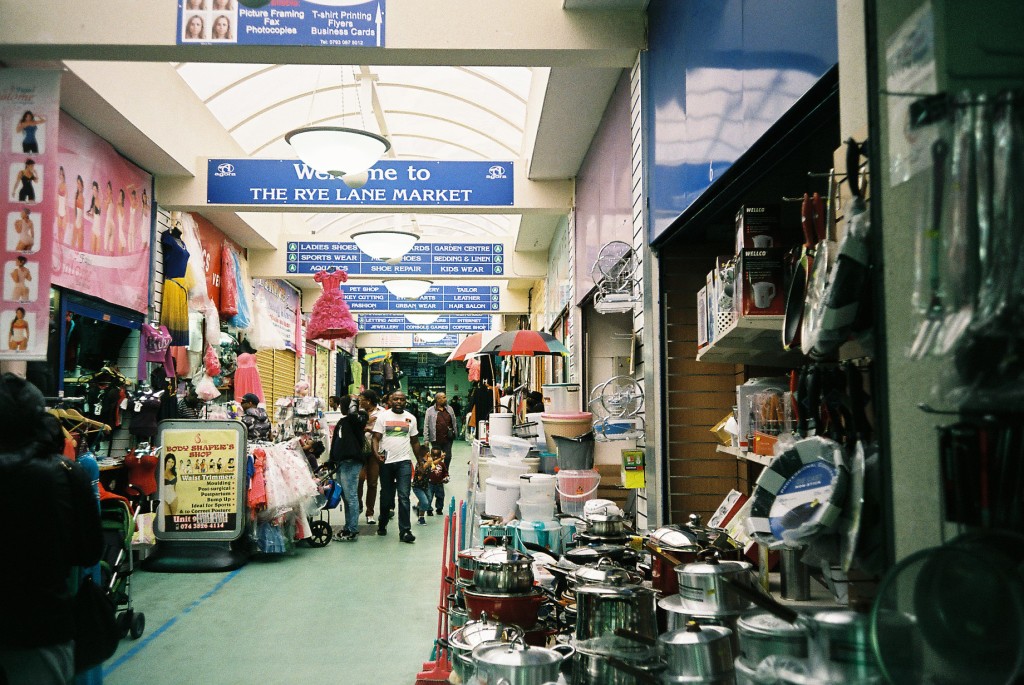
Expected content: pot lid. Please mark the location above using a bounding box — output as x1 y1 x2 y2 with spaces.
678 556 752 576
472 639 561 667
572 558 632 586
574 584 654 599
564 544 633 563
478 548 530 564
659 620 733 646
737 610 806 636
649 526 699 550
657 593 746 618
585 513 624 524
813 609 868 629
450 616 521 650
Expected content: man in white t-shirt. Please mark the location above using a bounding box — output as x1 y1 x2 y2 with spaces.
371 390 425 543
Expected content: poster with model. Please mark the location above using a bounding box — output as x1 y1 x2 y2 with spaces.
0 69 59 361
52 114 153 313
159 425 244 537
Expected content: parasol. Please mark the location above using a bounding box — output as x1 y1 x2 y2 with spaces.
477 330 569 357
444 331 500 363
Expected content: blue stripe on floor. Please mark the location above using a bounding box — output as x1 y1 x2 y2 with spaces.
103 567 244 677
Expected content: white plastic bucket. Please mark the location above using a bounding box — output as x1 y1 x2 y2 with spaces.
517 498 556 522
519 473 556 502
489 412 514 438
542 384 581 414
490 458 531 481
555 469 602 517
485 478 521 517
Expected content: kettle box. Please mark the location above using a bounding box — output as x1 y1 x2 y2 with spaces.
736 248 785 315
736 204 781 252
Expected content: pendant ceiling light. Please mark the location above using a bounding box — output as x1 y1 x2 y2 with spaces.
352 230 419 262
286 65 390 186
406 313 440 326
384 278 433 300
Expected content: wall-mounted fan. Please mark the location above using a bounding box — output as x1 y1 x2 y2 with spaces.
589 375 645 441
592 241 640 314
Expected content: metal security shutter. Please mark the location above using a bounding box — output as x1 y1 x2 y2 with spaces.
256 348 297 424
315 345 329 399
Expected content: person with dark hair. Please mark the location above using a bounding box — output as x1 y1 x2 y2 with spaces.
8 307 28 351
240 393 271 441
0 374 103 683
177 384 202 418
357 388 381 524
16 111 45 154
11 159 38 203
371 391 426 543
526 391 545 414
424 391 458 473
329 394 368 541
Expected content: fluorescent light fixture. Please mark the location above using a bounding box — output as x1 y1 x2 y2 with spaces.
285 126 390 178
384 278 433 300
351 230 419 262
406 313 440 325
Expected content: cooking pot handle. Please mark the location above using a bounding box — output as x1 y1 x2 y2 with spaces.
720 577 800 624
614 628 658 646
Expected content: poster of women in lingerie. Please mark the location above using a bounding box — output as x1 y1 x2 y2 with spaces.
0 69 59 361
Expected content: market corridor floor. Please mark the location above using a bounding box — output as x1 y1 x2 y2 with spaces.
104 441 473 685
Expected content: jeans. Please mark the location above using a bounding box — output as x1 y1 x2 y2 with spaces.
336 460 362 534
413 486 431 515
378 459 412 533
429 483 446 514
432 440 454 471
358 457 380 517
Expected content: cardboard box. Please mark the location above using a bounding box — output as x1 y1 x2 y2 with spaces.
736 204 781 252
736 248 786 315
708 489 749 529
737 377 788 449
697 286 709 349
621 448 645 489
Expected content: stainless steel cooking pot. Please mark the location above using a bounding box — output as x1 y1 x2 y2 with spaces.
810 610 880 683
657 594 742 656
659 620 735 682
574 584 658 643
586 513 625 538
675 555 755 613
472 635 573 685
474 549 535 594
447 614 523 685
735 610 808 665
570 557 637 589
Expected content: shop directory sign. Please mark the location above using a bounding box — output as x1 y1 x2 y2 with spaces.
178 0 385 48
343 285 500 312
357 314 492 332
288 242 505 276
208 160 513 207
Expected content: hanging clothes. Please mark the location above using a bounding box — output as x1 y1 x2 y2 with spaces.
129 388 164 439
306 269 358 341
233 352 265 403
350 355 363 393
160 229 192 346
138 323 175 379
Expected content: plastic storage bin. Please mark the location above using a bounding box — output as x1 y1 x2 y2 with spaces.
508 519 563 555
488 435 532 460
518 473 556 502
555 469 602 517
484 478 521 517
542 384 582 413
540 412 593 453
553 431 595 470
517 498 556 521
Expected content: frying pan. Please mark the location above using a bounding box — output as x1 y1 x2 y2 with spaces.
783 193 825 351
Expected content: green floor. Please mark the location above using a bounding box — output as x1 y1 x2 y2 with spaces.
105 441 472 685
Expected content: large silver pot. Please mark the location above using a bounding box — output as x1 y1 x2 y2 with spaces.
447 615 523 685
810 610 880 684
675 556 754 613
659 621 735 682
574 584 658 643
572 650 665 685
570 557 639 589
472 635 574 685
735 610 807 665
586 513 625 538
474 549 535 594
658 594 742 657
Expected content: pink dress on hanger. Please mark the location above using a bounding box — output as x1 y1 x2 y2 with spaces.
306 269 358 341
233 353 264 402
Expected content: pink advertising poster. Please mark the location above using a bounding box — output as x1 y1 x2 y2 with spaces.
52 114 153 313
0 69 60 362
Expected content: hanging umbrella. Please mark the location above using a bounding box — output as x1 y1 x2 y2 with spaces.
444 330 501 363
478 330 569 357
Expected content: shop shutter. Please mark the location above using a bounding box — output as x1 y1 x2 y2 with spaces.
315 345 329 399
255 348 297 424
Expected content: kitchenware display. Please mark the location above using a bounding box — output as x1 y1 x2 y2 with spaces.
648 526 700 552
585 513 625 538
447 615 524 685
735 610 809 665
870 530 1024 685
588 375 646 442
459 547 495 583
674 555 755 613
574 651 666 685
472 635 573 685
659 621 736 683
520 473 557 502
570 557 639 589
909 137 951 360
485 477 523 517
474 549 536 594
811 610 881 684
574 584 658 644
463 587 548 630
564 544 637 567
518 498 557 522
657 594 744 650
783 192 825 351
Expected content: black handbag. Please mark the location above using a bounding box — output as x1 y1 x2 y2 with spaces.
72 575 120 672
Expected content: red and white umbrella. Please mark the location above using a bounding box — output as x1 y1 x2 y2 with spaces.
478 330 569 357
444 330 501 363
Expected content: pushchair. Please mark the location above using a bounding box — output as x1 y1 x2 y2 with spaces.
98 493 146 640
306 461 342 548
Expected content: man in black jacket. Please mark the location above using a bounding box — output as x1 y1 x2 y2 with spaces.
0 374 103 684
329 395 368 541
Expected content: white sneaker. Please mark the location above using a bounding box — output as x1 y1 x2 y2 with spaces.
366 516 376 525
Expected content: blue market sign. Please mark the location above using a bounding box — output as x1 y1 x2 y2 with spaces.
342 284 500 312
357 314 492 333
288 242 505 276
178 0 385 48
413 334 458 348
208 160 513 207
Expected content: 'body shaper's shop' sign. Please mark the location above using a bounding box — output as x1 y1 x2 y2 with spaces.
178 0 385 48
289 243 505 277
208 160 513 207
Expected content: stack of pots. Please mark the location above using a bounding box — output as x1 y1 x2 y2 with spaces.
462 548 547 632
733 611 809 685
573 583 661 684
445 614 522 685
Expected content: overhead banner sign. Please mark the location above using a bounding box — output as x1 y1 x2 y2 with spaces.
178 0 385 48
357 314 492 332
343 284 500 312
413 334 458 348
0 69 60 361
208 160 513 207
288 242 505 276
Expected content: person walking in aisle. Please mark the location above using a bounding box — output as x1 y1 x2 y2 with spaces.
357 389 381 525
0 374 103 684
371 390 425 543
423 391 458 472
329 395 368 541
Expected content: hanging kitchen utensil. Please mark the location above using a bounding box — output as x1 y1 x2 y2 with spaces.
783 193 824 351
802 173 839 355
909 138 950 360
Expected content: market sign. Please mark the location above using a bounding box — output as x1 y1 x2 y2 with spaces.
177 0 385 48
343 284 500 312
253 278 301 351
207 160 513 207
289 243 505 276
357 313 492 332
155 421 247 541
413 333 458 348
